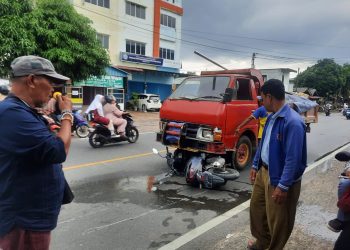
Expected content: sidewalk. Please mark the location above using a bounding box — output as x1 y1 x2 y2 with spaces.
128 110 159 133
210 155 344 250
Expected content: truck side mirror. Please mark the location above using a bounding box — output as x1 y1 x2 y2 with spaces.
223 88 236 103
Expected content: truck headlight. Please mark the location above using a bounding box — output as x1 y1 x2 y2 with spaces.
202 129 213 139
197 128 213 141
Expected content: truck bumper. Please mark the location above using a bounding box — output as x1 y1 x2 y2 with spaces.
156 131 225 154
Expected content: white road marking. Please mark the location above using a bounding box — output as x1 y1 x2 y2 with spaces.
159 142 350 250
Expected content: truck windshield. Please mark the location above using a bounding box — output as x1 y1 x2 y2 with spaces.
170 76 230 100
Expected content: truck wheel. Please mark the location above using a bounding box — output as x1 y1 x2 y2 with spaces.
233 135 253 170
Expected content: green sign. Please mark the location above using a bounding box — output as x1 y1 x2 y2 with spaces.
74 75 123 88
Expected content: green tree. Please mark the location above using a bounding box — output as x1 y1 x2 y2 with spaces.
0 0 36 77
0 0 110 81
342 64 350 99
32 0 110 81
295 59 344 97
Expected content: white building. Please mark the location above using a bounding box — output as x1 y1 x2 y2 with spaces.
259 68 297 92
71 0 183 104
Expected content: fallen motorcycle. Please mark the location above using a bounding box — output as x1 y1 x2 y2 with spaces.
152 148 239 189
88 113 139 148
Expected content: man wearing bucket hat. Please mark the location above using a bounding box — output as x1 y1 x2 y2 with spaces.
0 55 73 249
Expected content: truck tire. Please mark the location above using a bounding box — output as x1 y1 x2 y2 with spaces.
233 135 253 170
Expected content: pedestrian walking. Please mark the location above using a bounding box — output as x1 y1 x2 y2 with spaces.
0 55 73 250
247 79 307 250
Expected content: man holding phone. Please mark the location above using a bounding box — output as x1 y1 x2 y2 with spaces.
0 56 73 250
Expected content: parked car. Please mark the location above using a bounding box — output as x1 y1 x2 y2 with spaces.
128 93 162 112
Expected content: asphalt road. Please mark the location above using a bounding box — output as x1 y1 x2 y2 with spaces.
51 112 350 250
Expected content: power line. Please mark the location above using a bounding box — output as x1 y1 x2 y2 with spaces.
181 31 321 60
181 29 350 49
73 4 348 64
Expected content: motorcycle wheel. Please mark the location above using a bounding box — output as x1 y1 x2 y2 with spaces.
89 131 105 148
76 125 90 138
208 168 240 181
127 126 139 143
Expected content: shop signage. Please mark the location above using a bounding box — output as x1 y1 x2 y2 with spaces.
74 76 123 88
121 52 163 66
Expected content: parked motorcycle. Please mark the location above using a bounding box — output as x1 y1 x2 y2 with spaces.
152 147 239 189
72 110 90 138
88 113 139 148
45 110 90 138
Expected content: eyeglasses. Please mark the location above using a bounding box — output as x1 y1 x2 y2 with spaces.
33 75 64 87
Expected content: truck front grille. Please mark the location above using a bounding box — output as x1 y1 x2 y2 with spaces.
184 124 199 138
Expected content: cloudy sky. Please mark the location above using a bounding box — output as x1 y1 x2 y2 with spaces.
180 0 350 76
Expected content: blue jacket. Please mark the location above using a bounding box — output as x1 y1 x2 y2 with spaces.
0 95 66 236
253 104 307 191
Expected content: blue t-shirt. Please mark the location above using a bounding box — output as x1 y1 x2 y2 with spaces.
252 106 268 119
0 95 66 236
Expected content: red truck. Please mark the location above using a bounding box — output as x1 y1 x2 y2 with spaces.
156 69 264 177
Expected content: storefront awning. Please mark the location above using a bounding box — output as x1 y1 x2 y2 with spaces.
116 65 144 72
73 67 125 88
107 66 129 77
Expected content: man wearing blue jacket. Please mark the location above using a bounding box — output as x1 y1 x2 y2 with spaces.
247 79 307 250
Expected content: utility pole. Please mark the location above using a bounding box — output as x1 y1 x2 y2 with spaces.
251 52 256 69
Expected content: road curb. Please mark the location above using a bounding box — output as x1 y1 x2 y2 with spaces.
159 142 350 250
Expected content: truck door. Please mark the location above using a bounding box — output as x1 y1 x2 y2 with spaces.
225 77 258 148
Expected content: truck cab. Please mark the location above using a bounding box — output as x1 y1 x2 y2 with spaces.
156 69 264 170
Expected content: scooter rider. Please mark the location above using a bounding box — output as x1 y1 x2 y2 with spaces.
85 94 117 137
103 95 128 138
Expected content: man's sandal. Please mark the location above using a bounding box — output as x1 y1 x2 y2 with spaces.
247 239 262 250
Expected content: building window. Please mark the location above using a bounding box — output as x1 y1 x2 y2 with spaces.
159 48 174 60
126 1 146 19
97 33 109 49
160 14 176 28
85 0 110 8
126 40 146 55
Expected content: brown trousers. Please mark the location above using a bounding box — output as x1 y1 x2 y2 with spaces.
0 227 51 250
250 167 301 250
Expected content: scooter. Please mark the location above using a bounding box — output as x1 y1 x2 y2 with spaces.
88 113 139 148
152 147 239 189
45 110 90 138
72 110 90 138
